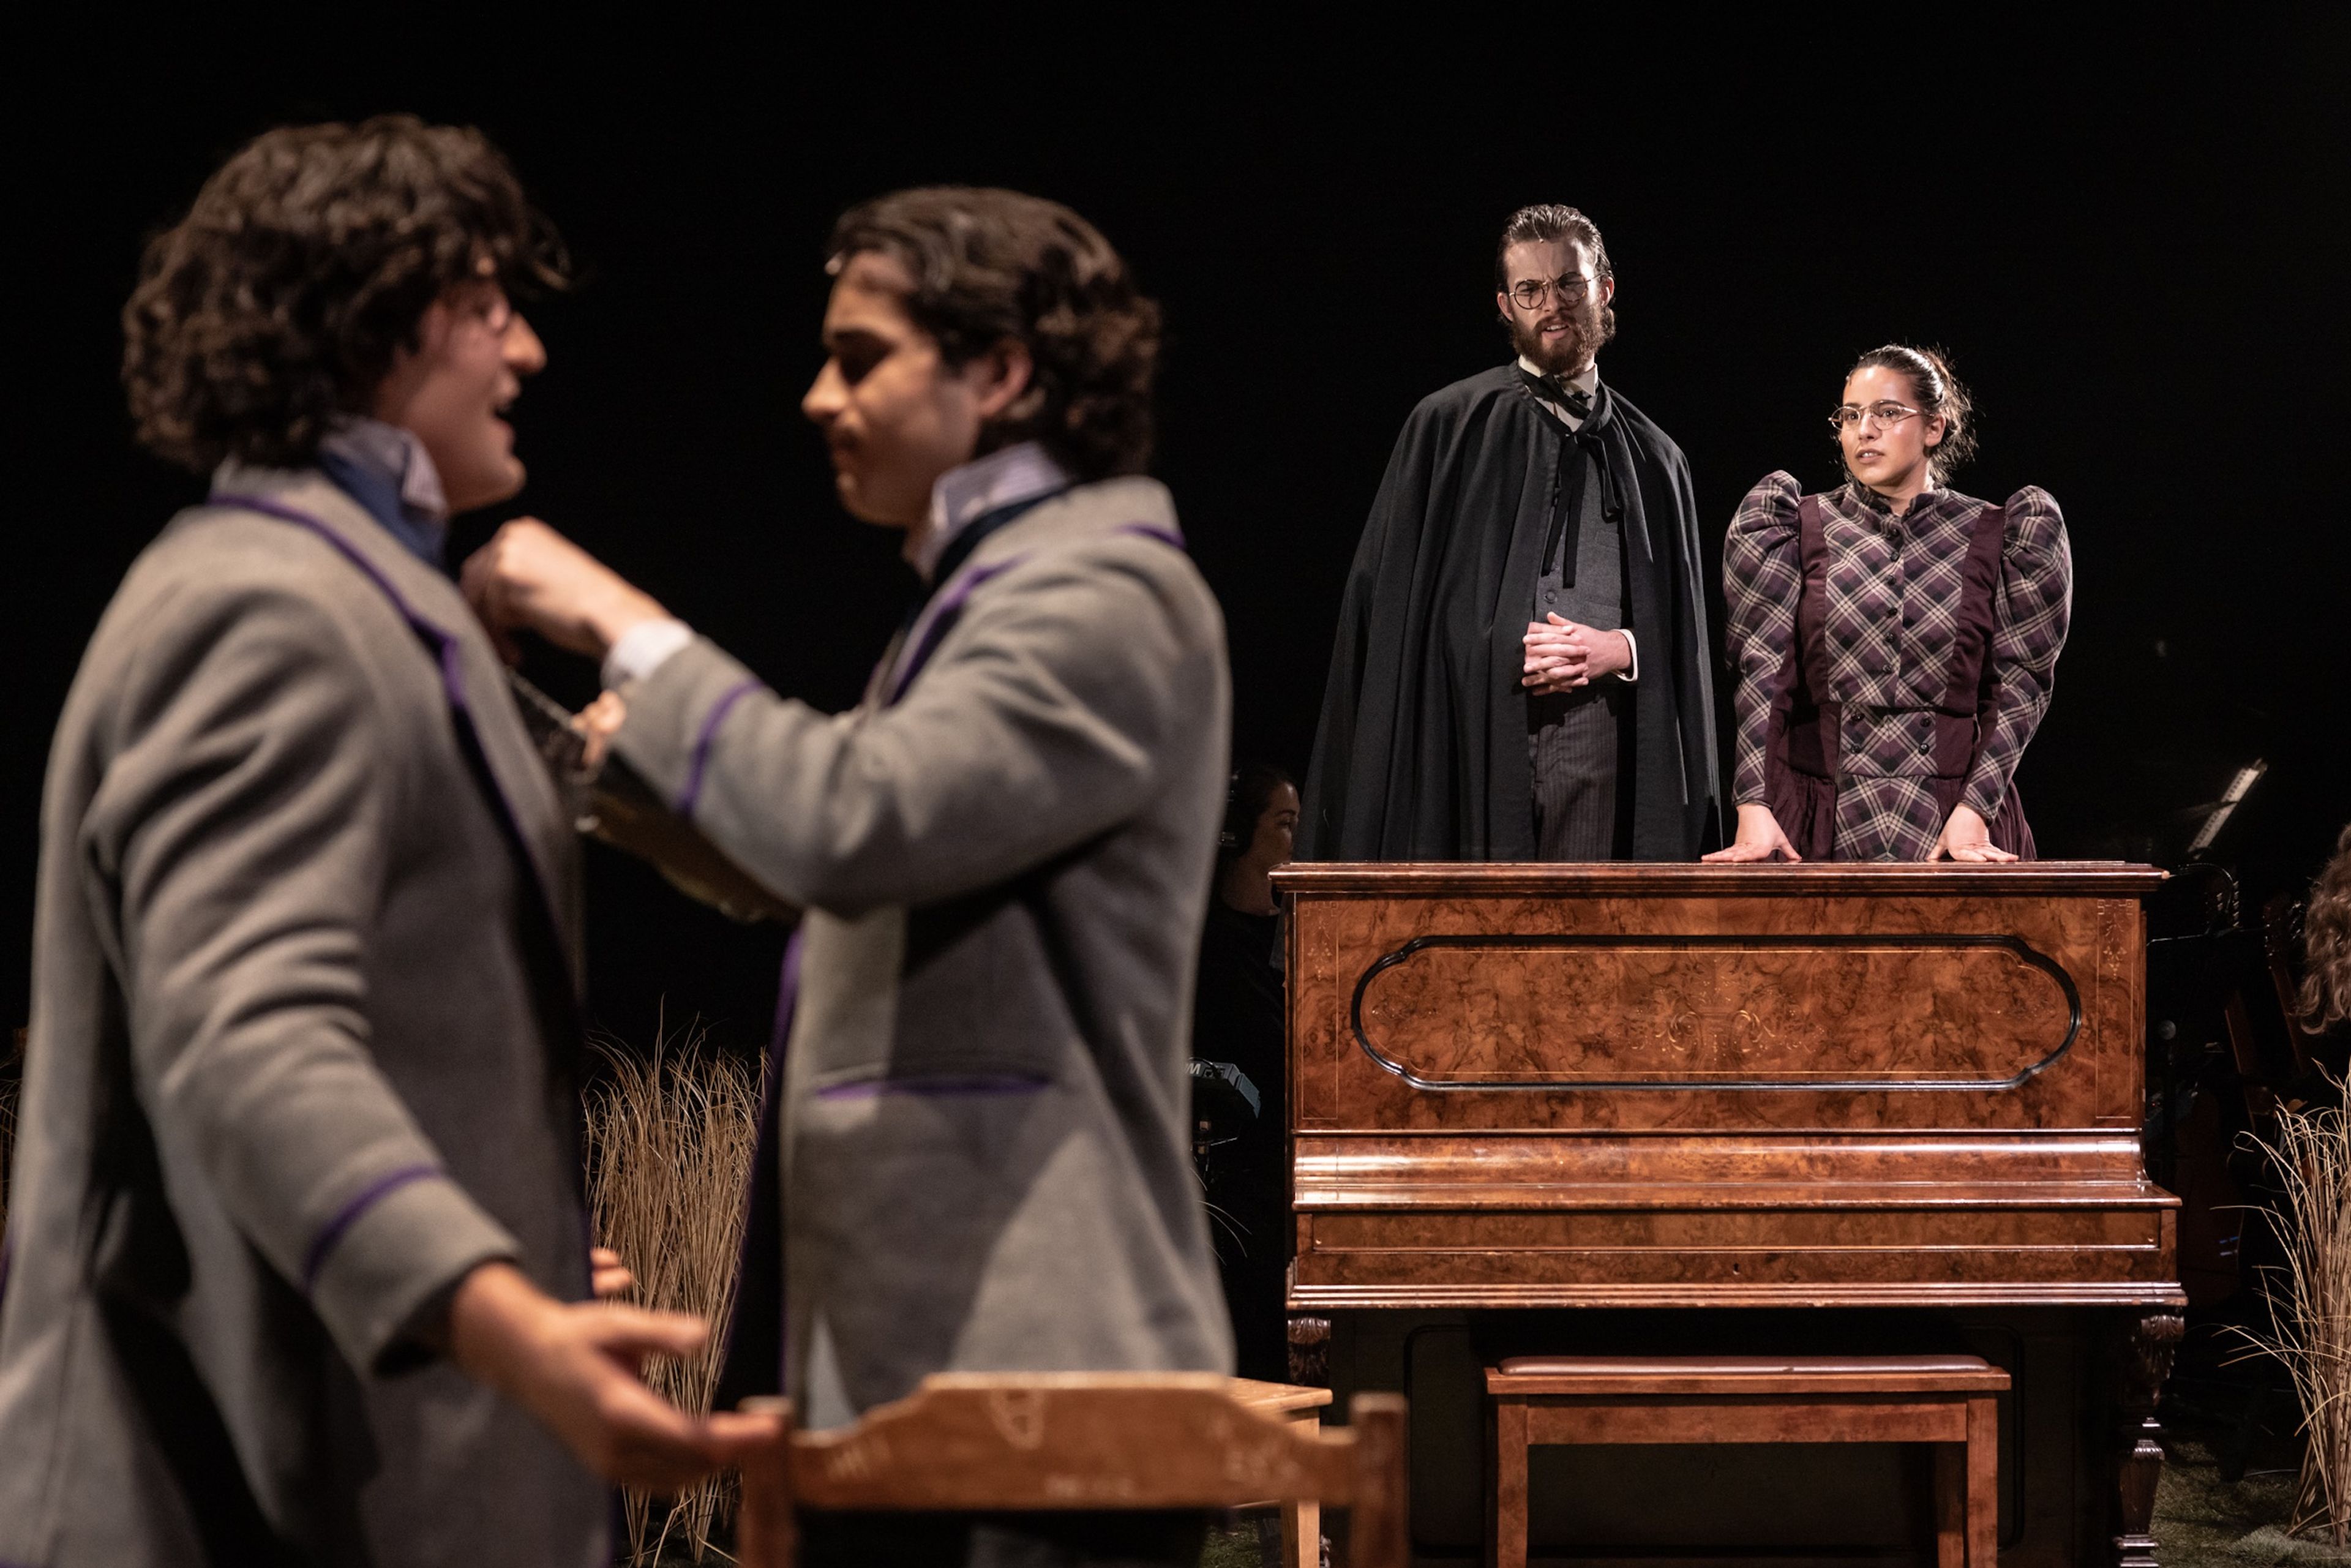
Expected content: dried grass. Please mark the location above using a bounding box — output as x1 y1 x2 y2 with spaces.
2235 1086 2351 1547
585 1018 764 1564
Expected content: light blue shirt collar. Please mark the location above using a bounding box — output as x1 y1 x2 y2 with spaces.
912 441 1071 581
314 418 451 568
319 418 449 519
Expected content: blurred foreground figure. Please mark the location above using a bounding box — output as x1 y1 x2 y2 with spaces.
466 187 1234 1566
0 117 759 1568
1300 203 1720 861
1707 345 2071 863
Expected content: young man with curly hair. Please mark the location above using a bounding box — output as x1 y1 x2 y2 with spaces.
0 116 762 1568
465 187 1235 1566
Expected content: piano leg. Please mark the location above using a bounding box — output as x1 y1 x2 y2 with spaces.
1288 1313 1332 1387
2110 1310 2186 1568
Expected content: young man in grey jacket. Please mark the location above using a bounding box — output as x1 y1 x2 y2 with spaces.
0 116 762 1568
465 187 1235 1565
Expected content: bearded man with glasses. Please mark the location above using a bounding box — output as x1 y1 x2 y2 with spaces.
1300 203 1720 863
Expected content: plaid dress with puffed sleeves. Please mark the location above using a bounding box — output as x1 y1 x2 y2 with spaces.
1723 473 2072 861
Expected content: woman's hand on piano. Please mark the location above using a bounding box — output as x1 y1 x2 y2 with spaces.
1930 804 2018 863
1703 804 1802 863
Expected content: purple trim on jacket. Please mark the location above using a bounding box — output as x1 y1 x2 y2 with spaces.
676 678 762 819
302 1163 441 1291
1115 523 1186 550
882 520 1187 708
886 559 1026 707
209 492 581 953
212 493 473 716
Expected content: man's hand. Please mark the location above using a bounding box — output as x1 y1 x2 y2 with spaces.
460 520 669 665
589 1246 635 1300
446 1261 777 1491
1931 803 2018 863
573 692 628 770
1522 614 1631 694
1701 803 1802 863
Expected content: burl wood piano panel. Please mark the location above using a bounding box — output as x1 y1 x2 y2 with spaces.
1274 863 2181 1309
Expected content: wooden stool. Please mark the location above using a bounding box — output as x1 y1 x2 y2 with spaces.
1234 1377 1337 1568
1485 1354 2009 1568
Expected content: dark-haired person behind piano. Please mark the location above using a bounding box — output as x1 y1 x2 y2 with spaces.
1706 345 2071 864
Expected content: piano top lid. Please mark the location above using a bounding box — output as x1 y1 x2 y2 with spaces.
1270 860 2169 898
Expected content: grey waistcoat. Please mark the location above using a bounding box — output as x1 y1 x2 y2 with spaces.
1535 439 1625 632
1527 440 1630 858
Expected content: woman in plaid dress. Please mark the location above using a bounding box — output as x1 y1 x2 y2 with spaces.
1707 345 2071 863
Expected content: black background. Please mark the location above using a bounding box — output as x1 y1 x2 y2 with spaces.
8 16 2347 1060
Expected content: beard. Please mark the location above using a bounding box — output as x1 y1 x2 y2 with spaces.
1509 295 1616 377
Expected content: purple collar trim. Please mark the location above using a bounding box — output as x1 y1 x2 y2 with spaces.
882 519 1186 708
207 490 570 972
212 492 472 716
886 557 1025 707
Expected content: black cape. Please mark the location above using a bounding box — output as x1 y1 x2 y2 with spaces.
1300 366 1720 860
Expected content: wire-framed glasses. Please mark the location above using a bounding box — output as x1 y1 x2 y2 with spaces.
454 281 516 336
1828 400 1922 432
1507 272 1594 310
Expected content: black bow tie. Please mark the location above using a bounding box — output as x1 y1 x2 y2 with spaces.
1520 367 1595 424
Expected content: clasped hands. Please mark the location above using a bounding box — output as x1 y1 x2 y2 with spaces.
1701 801 2020 863
1521 613 1630 693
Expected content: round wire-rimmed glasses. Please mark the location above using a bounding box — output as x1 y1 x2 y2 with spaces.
1828 400 1922 432
1507 273 1594 311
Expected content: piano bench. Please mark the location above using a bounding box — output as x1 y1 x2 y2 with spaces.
1484 1354 2011 1568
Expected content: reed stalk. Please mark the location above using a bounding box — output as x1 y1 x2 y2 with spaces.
2236 1087 2351 1547
584 1019 763 1564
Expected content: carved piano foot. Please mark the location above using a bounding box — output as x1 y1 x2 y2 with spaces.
1288 1314 1332 1389
2111 1310 2185 1568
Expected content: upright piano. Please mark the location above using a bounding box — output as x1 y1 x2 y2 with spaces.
1273 862 2182 1567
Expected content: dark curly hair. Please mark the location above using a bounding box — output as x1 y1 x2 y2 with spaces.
1845 343 1977 482
2302 823 2351 1030
123 114 566 472
826 187 1158 481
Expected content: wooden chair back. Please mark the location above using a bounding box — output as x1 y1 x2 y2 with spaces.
734 1373 1406 1567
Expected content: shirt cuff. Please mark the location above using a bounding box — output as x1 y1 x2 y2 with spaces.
602 617 695 689
1616 629 1640 683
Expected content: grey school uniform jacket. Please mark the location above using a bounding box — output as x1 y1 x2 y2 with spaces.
611 476 1235 1427
0 467 604 1567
